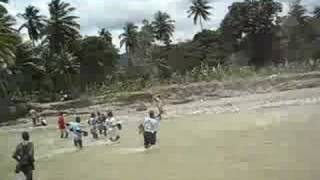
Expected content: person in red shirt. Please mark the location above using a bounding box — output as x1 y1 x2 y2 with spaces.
58 112 68 138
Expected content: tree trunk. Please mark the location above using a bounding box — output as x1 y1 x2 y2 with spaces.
127 46 133 67
200 17 203 31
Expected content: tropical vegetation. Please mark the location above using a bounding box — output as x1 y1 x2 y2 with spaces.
0 0 320 121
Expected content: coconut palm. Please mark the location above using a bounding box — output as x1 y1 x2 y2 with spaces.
49 49 79 90
18 6 46 46
0 0 8 18
119 22 138 66
45 0 80 53
152 11 175 46
187 0 212 31
0 10 17 98
98 28 112 43
138 19 155 48
0 12 16 70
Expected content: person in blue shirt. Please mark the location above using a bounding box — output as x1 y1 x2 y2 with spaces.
68 117 86 149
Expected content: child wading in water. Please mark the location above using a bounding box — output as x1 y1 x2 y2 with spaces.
139 107 162 149
139 94 164 149
58 112 68 138
88 112 98 139
68 117 86 149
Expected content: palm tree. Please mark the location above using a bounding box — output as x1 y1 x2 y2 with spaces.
288 0 307 23
18 6 46 46
50 49 79 90
0 11 17 98
45 0 80 53
0 13 16 70
0 0 8 17
98 28 112 43
187 0 212 31
139 19 155 49
152 11 175 46
119 22 138 66
314 6 320 19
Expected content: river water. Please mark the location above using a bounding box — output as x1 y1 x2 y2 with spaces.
1 103 320 180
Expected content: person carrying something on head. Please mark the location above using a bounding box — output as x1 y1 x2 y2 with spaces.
140 109 162 149
58 112 68 138
12 131 35 180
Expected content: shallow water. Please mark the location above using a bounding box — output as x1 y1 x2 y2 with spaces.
1 104 320 180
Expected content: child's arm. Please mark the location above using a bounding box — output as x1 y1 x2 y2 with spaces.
12 144 20 162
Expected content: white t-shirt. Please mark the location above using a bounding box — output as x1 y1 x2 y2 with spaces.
143 117 159 133
106 117 117 126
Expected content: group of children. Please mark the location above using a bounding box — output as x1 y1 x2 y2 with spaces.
58 112 85 148
12 95 164 180
87 111 119 139
57 95 163 150
57 110 122 149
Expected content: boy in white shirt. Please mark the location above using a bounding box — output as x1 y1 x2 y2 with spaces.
142 110 161 149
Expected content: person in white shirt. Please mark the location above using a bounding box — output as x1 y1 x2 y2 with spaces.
142 110 161 149
29 109 39 126
104 111 122 142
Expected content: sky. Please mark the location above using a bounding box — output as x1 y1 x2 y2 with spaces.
4 0 319 52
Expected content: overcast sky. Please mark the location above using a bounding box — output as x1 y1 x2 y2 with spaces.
5 0 319 52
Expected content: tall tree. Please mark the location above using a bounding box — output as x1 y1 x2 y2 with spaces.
221 0 282 67
18 6 46 46
45 0 80 53
288 0 307 23
98 28 112 43
119 22 138 66
286 0 309 61
187 0 212 31
79 36 119 86
48 49 80 91
139 19 155 50
152 11 175 46
0 0 8 17
0 10 17 98
0 11 16 70
132 19 155 68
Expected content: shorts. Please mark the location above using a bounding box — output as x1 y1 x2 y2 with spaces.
143 131 156 147
73 139 83 148
16 165 33 180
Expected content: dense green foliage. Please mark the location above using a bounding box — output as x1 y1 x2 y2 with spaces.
0 0 320 121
